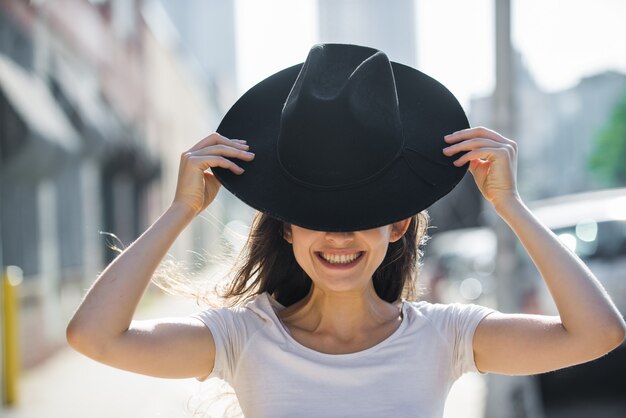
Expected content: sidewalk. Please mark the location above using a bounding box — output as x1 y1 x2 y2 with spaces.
2 294 214 418
2 293 486 418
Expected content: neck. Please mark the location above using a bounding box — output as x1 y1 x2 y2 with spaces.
278 283 402 340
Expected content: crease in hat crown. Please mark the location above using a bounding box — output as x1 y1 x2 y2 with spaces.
276 43 405 190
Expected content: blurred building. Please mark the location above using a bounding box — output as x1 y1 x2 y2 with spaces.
160 0 238 113
470 51 626 200
0 0 228 371
318 0 416 66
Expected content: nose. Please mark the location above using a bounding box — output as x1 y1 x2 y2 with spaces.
324 231 355 245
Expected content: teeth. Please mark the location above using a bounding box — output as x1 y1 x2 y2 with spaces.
320 252 361 264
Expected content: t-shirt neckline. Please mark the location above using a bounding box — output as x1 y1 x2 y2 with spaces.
261 292 409 359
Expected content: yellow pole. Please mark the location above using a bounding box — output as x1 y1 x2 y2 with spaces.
2 265 22 406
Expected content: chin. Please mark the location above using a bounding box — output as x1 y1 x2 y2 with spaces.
311 276 373 294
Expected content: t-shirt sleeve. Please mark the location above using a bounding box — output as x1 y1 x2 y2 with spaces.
190 306 252 384
453 303 495 376
427 302 496 378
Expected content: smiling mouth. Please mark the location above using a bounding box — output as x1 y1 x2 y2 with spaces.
317 251 364 265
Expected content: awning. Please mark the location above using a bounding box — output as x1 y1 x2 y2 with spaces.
0 53 80 153
51 57 161 180
0 53 80 179
51 56 123 148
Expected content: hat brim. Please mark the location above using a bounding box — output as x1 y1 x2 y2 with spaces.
213 62 469 232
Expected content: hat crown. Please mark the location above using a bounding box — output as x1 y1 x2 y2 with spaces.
214 42 470 232
277 44 403 190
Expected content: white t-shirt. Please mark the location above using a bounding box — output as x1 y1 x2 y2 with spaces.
192 292 495 418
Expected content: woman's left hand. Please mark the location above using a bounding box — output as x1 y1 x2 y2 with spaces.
442 126 520 207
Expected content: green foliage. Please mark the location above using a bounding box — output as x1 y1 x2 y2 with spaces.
589 89 626 186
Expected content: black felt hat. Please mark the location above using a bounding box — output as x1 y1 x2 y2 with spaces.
213 43 469 232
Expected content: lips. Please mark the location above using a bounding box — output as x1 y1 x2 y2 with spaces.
316 251 364 267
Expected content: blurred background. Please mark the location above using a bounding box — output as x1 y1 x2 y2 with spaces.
1 0 625 417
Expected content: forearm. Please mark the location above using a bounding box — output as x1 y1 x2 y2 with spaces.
67 202 196 347
494 196 626 343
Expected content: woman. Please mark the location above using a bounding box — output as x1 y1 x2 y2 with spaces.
67 44 625 417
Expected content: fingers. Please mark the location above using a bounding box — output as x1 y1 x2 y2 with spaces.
182 132 255 175
189 155 247 174
443 127 517 166
443 137 496 156
451 147 512 167
190 144 255 161
444 126 516 147
186 132 249 153
443 138 515 161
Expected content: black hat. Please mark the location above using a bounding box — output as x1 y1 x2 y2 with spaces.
213 43 469 232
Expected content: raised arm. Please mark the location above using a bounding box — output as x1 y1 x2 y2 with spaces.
66 133 254 378
443 127 626 375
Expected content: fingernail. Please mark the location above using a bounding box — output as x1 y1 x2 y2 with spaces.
245 151 255 156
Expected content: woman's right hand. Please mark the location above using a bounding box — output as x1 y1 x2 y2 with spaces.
172 132 255 216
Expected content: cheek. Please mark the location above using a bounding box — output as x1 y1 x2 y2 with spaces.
369 228 392 249
369 232 393 268
371 243 390 268
290 241 314 272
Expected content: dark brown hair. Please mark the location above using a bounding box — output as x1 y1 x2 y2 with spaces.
218 211 430 307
